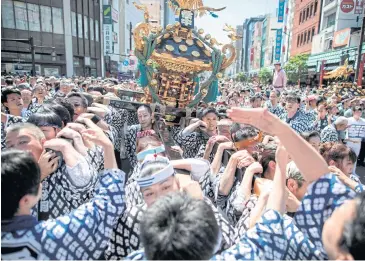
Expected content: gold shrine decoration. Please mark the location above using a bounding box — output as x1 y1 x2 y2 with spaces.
174 0 204 10
152 52 213 73
323 59 354 80
133 23 150 51
221 44 236 70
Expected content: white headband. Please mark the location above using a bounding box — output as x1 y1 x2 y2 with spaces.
137 164 175 188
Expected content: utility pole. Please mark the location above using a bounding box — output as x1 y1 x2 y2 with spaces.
355 16 365 82
29 37 36 77
129 22 133 51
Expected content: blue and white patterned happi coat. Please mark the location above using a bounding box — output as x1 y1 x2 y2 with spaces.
283 173 356 260
1 169 126 260
125 209 288 260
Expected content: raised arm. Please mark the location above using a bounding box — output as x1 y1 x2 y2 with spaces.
228 108 329 182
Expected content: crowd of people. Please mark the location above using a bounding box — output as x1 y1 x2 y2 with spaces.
1 72 365 260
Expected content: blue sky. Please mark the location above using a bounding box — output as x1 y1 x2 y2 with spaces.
195 0 278 44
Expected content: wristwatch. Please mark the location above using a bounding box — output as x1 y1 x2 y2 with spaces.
91 115 101 124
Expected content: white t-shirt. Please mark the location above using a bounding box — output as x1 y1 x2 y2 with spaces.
346 117 365 142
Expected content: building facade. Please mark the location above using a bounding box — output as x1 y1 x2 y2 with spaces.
1 0 102 77
307 0 363 77
234 25 244 75
290 0 321 56
282 0 295 63
242 16 265 73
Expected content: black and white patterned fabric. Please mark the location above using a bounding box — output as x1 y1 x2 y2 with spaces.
199 167 217 204
311 116 330 132
1 169 125 260
1 114 23 150
124 124 142 168
174 130 209 159
106 198 237 259
266 102 285 118
104 106 125 152
279 110 314 134
35 158 98 220
234 195 259 237
196 143 215 162
320 124 339 143
85 146 105 173
212 209 288 260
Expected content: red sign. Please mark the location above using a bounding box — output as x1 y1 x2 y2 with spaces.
340 0 355 13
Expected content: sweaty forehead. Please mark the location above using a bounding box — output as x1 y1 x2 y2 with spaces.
138 107 150 114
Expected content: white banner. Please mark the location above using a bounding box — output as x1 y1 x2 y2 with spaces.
104 24 113 55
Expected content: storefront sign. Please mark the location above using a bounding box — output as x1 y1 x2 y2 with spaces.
355 0 364 14
275 29 283 61
104 24 113 55
112 8 119 23
103 5 112 24
340 0 355 13
333 28 351 47
277 0 285 22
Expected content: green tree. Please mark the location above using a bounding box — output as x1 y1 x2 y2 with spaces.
284 54 309 84
236 72 247 82
258 67 272 84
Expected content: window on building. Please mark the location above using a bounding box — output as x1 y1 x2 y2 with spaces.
306 7 310 19
299 12 302 24
300 33 303 45
310 4 313 16
312 27 315 39
90 18 94 41
302 9 306 21
2 1 15 29
27 4 40 32
304 32 307 43
326 13 336 28
71 12 77 37
78 13 83 38
309 29 312 42
40 5 52 32
14 1 28 30
314 0 318 14
84 15 88 39
52 7 64 34
95 20 99 42
297 35 300 47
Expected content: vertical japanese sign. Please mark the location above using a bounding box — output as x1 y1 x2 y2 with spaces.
104 24 113 55
103 5 112 24
355 0 364 14
103 5 113 56
274 29 283 61
278 0 285 22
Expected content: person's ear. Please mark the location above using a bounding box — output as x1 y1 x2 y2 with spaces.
3 102 9 108
268 160 276 170
328 160 336 166
286 178 297 192
40 137 46 146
